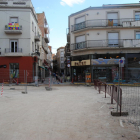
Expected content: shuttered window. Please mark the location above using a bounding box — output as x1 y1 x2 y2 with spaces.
107 13 118 26
76 35 85 43
108 33 119 46
75 16 85 24
10 17 18 23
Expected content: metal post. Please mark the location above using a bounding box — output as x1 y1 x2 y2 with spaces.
24 70 26 93
117 63 120 112
26 70 27 94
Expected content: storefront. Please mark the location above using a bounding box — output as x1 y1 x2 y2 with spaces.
91 58 120 82
71 59 90 82
0 56 35 83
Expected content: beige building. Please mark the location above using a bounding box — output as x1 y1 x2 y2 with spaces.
56 47 65 74
68 3 140 82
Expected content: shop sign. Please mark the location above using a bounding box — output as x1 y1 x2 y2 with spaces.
71 60 90 66
91 59 120 65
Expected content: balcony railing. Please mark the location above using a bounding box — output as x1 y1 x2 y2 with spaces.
71 39 140 50
71 18 140 31
5 24 22 34
44 34 50 43
35 33 40 41
5 48 22 53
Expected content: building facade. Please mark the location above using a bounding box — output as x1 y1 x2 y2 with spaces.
0 0 49 83
68 3 140 83
37 12 50 78
56 47 65 75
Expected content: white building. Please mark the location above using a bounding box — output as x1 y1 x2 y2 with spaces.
0 0 49 83
68 3 140 83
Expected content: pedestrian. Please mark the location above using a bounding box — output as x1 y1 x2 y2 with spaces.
56 72 59 84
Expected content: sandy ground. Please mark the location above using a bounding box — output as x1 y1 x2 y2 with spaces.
0 85 139 140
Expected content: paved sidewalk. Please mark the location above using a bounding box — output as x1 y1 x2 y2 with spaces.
0 86 139 140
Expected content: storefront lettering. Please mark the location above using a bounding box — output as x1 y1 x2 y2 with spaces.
75 61 86 66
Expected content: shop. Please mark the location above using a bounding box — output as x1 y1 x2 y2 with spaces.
0 56 35 83
91 58 120 82
71 59 90 82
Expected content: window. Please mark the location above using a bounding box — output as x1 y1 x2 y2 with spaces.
10 17 18 23
61 57 64 61
108 33 119 46
75 35 86 49
135 12 140 21
13 2 26 5
10 63 19 78
35 26 36 35
32 22 34 31
61 63 64 68
107 13 118 26
75 16 85 30
10 40 18 52
136 32 140 39
61 51 64 56
32 42 34 52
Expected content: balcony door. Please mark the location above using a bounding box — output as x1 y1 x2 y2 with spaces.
107 13 118 26
108 33 118 47
76 35 86 49
10 17 18 24
10 40 18 52
75 16 85 30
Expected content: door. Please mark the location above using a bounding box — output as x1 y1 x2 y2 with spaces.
75 35 86 49
75 16 85 30
10 40 18 52
108 33 119 46
107 13 118 26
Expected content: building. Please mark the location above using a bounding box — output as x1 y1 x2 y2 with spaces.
65 42 71 77
68 3 140 83
53 55 57 73
37 12 50 78
56 47 65 75
0 0 50 83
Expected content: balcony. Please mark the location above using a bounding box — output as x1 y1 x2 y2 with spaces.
34 34 40 41
5 48 23 56
5 24 22 34
71 39 140 51
71 18 140 32
44 26 49 34
67 28 70 42
44 34 50 43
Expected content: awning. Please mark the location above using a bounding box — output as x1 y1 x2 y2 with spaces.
39 66 48 71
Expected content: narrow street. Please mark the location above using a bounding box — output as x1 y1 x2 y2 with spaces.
0 86 139 140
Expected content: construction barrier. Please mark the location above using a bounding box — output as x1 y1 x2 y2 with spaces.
94 79 122 116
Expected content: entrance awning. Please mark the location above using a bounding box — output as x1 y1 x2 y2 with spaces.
39 66 48 71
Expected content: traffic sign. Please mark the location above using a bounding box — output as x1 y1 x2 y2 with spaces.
67 64 70 67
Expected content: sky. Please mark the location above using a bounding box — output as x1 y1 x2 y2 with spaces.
32 0 139 54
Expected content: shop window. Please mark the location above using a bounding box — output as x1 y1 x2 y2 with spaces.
10 63 19 78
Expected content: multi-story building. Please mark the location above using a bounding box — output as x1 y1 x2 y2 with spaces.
65 42 71 77
0 0 49 83
37 12 50 78
68 3 140 83
53 55 57 73
56 47 65 75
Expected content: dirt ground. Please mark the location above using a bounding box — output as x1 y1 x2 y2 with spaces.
0 85 139 140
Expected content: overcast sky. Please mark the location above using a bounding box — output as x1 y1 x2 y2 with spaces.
32 0 139 54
